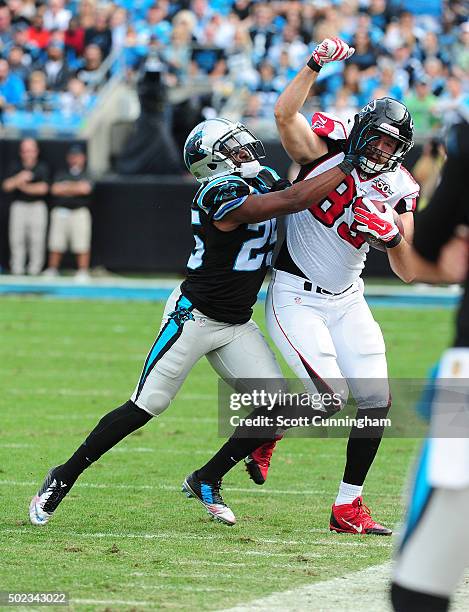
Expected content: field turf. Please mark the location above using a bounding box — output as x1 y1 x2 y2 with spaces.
0 297 453 610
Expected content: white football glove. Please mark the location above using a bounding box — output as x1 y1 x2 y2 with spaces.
310 38 355 68
354 199 399 243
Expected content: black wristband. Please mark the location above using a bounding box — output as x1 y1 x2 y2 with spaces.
337 154 356 176
385 233 402 249
307 56 322 72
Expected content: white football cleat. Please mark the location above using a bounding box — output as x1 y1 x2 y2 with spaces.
29 467 69 526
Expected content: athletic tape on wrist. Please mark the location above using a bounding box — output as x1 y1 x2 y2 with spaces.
307 56 322 72
385 233 402 249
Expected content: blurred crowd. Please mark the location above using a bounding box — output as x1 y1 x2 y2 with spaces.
0 0 467 136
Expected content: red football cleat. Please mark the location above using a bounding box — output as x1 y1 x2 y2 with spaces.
244 438 280 485
330 496 392 535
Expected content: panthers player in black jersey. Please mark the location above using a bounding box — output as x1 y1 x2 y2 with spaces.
391 123 469 612
29 117 367 527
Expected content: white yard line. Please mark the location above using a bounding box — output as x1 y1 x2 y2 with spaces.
3 527 305 548
223 563 469 612
0 478 385 498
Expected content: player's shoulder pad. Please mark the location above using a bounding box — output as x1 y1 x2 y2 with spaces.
395 165 420 200
310 112 349 141
195 174 251 221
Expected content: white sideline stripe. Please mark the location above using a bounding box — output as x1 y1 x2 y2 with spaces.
223 563 469 612
222 563 393 612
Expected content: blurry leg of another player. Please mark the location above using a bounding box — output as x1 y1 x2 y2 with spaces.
391 442 469 611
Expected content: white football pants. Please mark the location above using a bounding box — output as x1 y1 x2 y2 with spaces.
131 285 284 416
266 269 390 409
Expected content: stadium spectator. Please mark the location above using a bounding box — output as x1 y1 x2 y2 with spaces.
404 77 438 136
249 3 277 65
391 43 420 89
361 59 405 102
433 75 469 128
110 8 127 55
0 5 13 49
27 12 51 50
7 45 32 85
267 23 309 72
191 0 215 42
24 69 55 112
8 0 32 30
231 0 250 21
252 60 280 117
452 21 469 78
172 8 196 35
41 41 72 90
423 57 446 97
349 30 379 72
59 76 94 116
0 58 26 111
2 138 49 276
161 22 193 84
211 11 237 50
135 3 172 48
418 31 451 66
76 44 104 90
85 10 112 58
64 16 86 58
190 21 226 79
43 144 93 281
78 0 97 31
43 0 72 32
271 47 298 92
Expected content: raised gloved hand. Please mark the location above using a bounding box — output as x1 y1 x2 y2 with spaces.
354 199 402 247
308 38 355 72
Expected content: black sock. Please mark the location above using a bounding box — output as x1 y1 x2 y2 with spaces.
58 400 153 484
343 406 389 486
197 436 271 482
390 582 450 612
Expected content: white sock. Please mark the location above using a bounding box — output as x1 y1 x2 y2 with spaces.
335 481 363 506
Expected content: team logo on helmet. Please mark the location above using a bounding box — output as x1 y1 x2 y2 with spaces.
360 100 377 115
184 130 204 168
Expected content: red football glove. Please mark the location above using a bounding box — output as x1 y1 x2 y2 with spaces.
354 200 399 243
310 38 355 68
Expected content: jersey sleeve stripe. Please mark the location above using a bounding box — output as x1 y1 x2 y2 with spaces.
262 166 281 181
212 196 248 221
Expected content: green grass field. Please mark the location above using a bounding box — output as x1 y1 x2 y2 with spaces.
0 297 454 610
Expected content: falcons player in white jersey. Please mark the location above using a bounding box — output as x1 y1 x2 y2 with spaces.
244 38 420 535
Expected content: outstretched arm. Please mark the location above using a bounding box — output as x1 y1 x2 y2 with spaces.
274 38 354 165
215 116 373 231
215 165 348 230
